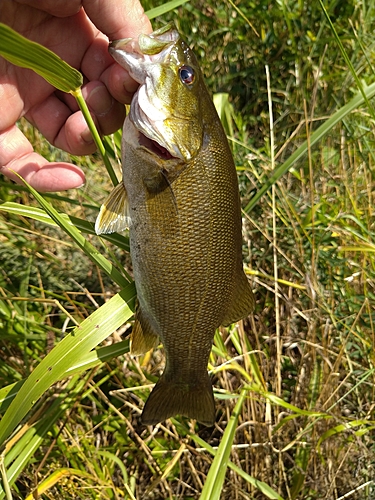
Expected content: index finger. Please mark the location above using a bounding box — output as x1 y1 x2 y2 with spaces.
14 0 152 37
82 0 152 40
81 0 153 104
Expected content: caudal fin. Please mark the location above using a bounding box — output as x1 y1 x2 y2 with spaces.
141 373 215 426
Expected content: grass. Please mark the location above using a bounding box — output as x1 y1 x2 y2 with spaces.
1 0 375 498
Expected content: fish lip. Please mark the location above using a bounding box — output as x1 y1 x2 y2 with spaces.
108 27 179 84
109 23 179 57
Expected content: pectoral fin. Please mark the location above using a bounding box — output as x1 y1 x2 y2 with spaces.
131 307 159 355
95 181 130 235
221 270 255 326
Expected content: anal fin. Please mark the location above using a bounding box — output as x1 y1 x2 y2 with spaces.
131 306 159 355
95 181 130 235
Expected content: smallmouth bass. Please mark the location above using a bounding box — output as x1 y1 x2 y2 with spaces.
96 23 254 426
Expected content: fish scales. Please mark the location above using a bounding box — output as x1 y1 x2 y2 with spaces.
96 23 254 426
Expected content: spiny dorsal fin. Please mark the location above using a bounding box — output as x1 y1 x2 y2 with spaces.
95 181 130 235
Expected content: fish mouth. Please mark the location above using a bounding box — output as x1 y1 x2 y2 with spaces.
109 24 178 88
109 24 179 65
137 131 177 161
109 24 190 161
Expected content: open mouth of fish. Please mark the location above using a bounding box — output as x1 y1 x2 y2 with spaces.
137 132 176 160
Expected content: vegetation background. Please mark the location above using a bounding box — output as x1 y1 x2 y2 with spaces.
0 0 375 498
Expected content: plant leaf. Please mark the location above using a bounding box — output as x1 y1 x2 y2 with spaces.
0 375 89 499
0 201 130 252
0 23 82 92
317 420 371 452
0 340 130 414
200 390 246 500
191 433 284 500
146 0 190 19
12 176 130 288
0 284 135 447
245 80 375 212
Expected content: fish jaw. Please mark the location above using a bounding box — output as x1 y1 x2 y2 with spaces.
109 23 204 162
109 23 180 81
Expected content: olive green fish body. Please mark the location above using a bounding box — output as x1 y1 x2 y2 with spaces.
96 24 254 426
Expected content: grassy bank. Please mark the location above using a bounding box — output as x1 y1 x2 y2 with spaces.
0 1 374 498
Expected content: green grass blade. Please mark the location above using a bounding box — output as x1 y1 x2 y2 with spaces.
317 420 371 452
0 460 12 500
191 433 283 500
146 0 190 19
200 390 246 500
0 283 135 447
0 201 130 252
0 375 88 499
13 177 129 287
96 451 129 485
0 181 98 208
73 89 118 186
318 0 375 121
264 392 326 418
0 23 82 92
244 80 375 212
213 93 235 138
339 243 375 252
0 340 130 414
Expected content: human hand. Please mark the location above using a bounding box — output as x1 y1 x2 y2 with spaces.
0 0 152 191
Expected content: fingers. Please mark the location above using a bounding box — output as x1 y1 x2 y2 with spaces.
5 155 86 192
78 1 152 104
83 82 126 134
83 0 153 104
14 0 83 18
16 0 152 38
100 63 139 104
82 0 152 40
80 35 137 103
0 125 85 191
26 81 125 154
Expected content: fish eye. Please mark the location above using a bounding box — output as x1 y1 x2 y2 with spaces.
179 65 195 85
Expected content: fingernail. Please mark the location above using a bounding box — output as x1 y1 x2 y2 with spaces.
87 86 114 116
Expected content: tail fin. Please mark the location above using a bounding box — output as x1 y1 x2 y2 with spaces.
141 373 215 426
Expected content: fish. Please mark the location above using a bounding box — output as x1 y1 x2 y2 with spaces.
95 23 254 426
